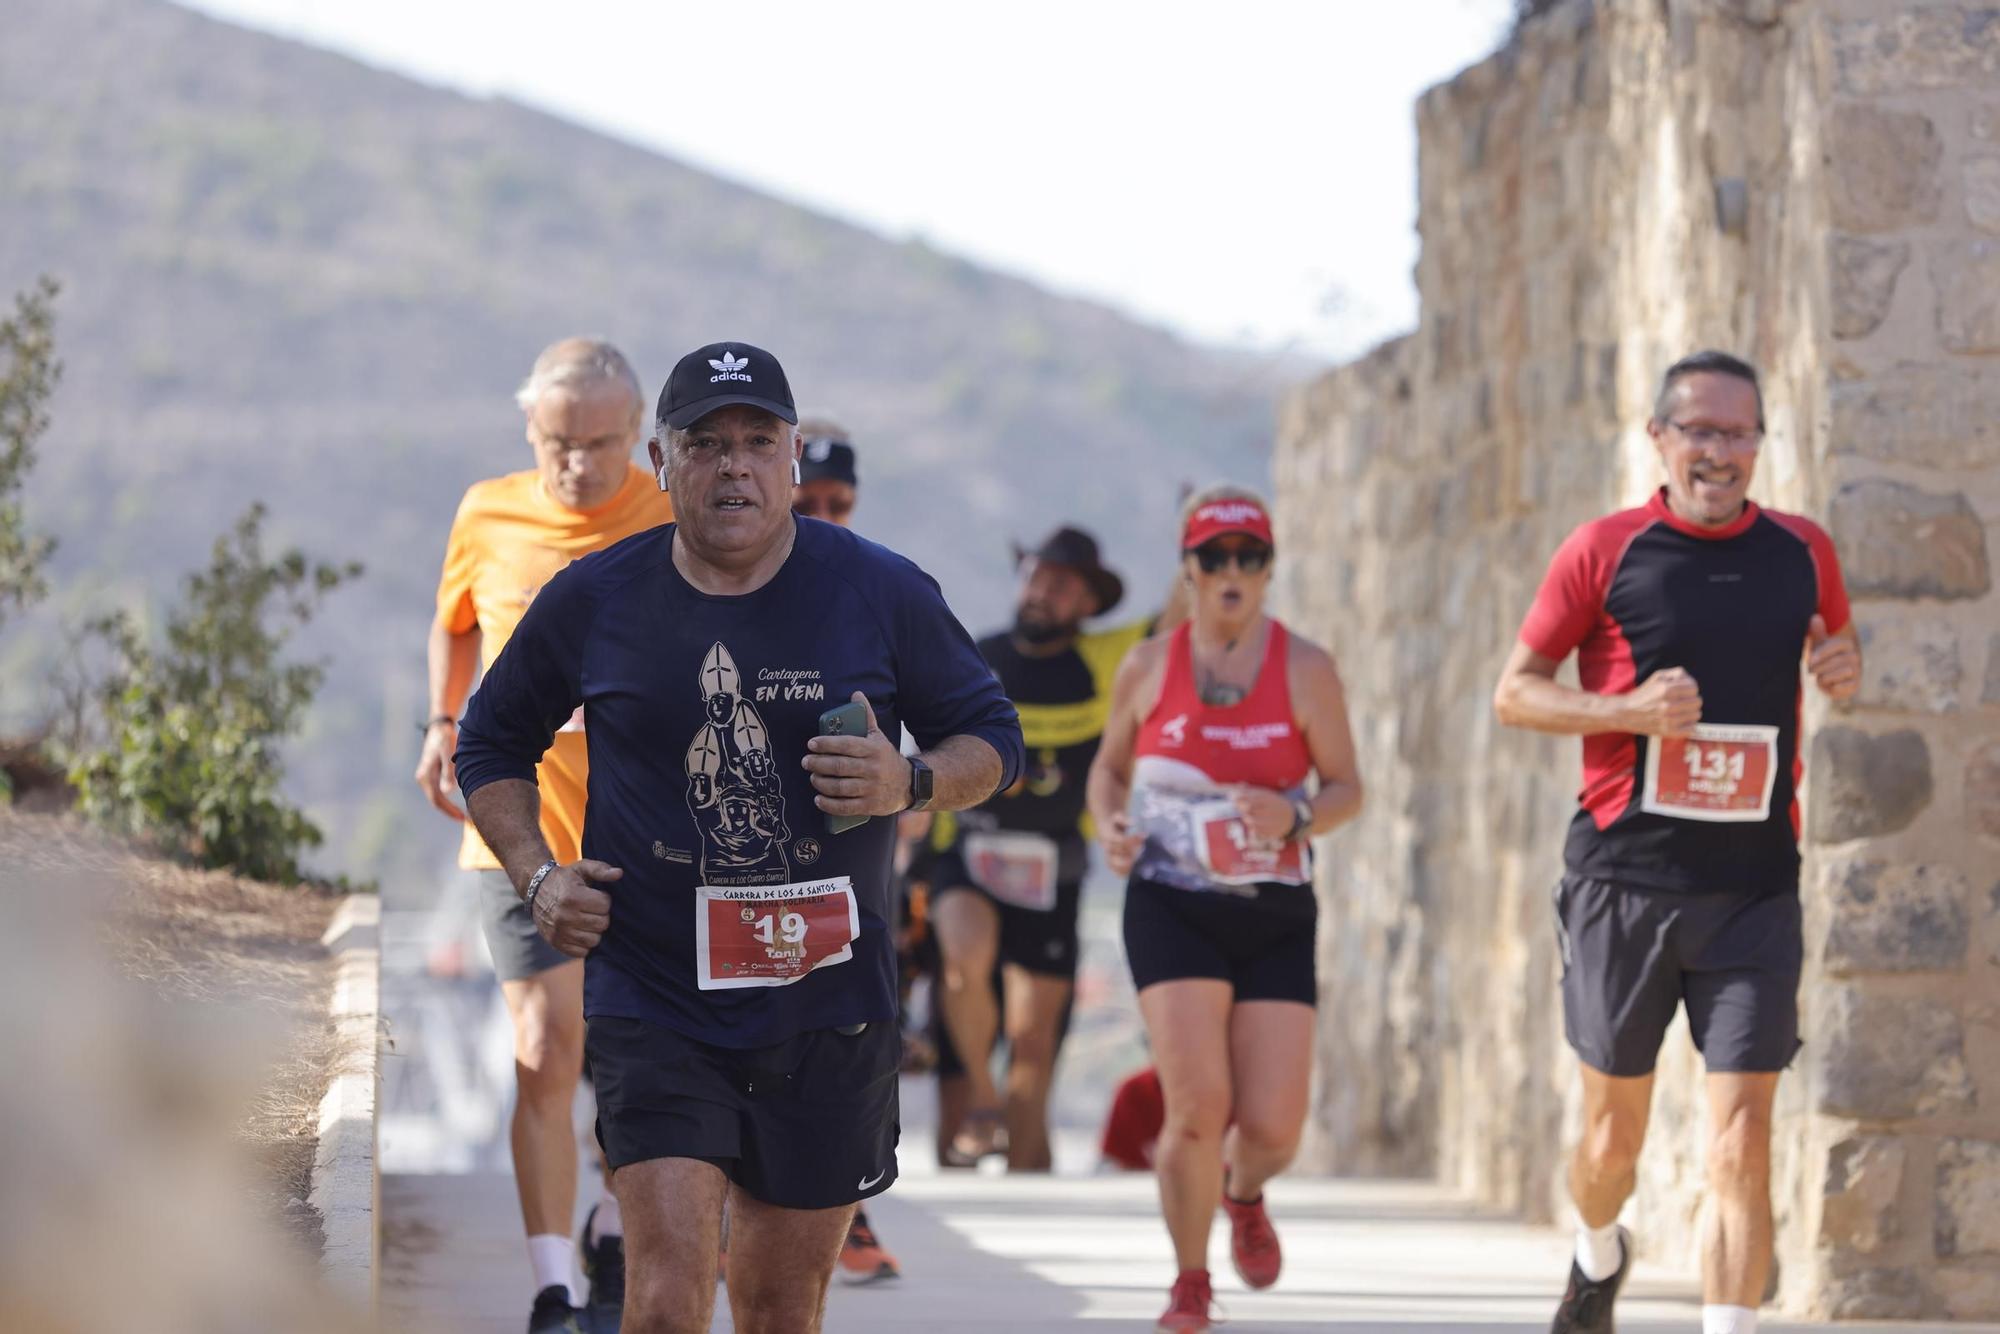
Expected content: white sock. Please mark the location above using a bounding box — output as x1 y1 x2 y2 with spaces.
1575 1220 1624 1282
1702 1305 1757 1334
526 1234 574 1303
590 1189 623 1242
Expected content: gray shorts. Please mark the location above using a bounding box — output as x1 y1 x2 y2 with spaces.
1555 874 1801 1078
476 868 573 982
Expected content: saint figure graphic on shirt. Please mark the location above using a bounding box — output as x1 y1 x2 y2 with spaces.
686 642 791 885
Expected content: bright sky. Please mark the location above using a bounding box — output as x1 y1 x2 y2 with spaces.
175 0 1512 361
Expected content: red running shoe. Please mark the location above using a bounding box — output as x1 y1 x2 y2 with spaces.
1155 1269 1215 1333
1223 1192 1282 1289
836 1208 901 1285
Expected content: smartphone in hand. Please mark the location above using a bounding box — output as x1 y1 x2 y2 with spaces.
817 699 872 835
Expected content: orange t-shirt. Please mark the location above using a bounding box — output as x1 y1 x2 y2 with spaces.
436 462 671 869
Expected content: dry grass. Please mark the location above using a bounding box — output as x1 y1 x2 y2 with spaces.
0 811 346 1257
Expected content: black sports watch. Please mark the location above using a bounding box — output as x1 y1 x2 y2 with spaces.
906 755 935 812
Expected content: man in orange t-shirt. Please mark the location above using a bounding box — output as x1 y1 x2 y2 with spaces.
415 336 669 1334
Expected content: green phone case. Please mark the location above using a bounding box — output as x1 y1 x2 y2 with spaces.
818 700 871 835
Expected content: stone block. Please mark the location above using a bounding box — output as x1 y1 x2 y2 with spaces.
1818 987 1974 1119
1820 1135 1906 1252
1831 365 2000 470
1971 157 2000 232
1831 8 2000 95
1715 177 1749 238
1824 1266 1925 1319
1937 1264 2000 1318
1939 1139 2000 1256
1970 741 2000 841
1831 480 1992 602
1857 614 1963 713
1934 240 2000 352
1986 632 2000 705
1828 104 1943 232
1824 858 1969 973
1810 727 1934 842
1832 236 1911 338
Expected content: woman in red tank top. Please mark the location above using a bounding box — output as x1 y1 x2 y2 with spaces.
1087 487 1363 1334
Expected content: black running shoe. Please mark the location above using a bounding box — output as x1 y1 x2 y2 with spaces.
527 1284 584 1334
1550 1226 1629 1333
581 1205 625 1334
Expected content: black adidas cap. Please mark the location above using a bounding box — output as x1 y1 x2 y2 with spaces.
657 341 798 431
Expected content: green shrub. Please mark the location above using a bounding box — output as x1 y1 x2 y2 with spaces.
0 277 59 627
64 504 361 884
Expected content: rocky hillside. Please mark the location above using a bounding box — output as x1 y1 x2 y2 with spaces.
0 0 1292 886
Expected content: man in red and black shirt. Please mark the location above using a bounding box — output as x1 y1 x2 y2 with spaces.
1494 352 1861 1334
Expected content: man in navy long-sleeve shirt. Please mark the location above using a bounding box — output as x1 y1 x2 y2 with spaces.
455 341 1023 1334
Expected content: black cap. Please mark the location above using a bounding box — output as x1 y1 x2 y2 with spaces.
657 341 798 431
798 436 858 487
1011 525 1124 616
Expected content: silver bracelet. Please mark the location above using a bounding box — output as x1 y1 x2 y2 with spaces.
523 859 560 916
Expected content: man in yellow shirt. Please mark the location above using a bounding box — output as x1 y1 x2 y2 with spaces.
415 336 668 1334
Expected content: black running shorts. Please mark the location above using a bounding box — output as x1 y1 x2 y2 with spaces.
475 869 572 983
586 1015 901 1210
1121 874 1317 1005
1554 874 1802 1078
931 845 1084 980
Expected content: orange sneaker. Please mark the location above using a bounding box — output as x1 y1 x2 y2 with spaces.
836 1208 901 1285
1223 1192 1282 1289
1155 1269 1215 1333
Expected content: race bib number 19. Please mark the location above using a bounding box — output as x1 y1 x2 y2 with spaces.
1641 723 1779 823
695 877 859 990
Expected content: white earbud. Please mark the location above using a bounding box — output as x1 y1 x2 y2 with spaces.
791 458 803 486
655 464 670 492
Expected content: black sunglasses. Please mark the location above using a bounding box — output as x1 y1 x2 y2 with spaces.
1193 543 1272 574
793 495 855 521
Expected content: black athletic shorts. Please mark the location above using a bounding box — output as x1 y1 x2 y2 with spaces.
1121 874 1317 1005
1554 874 1802 1078
475 869 571 982
586 1014 900 1210
931 845 1084 980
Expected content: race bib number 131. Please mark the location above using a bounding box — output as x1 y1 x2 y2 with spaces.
1641 723 1779 823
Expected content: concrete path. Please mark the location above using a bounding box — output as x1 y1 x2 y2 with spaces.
379 1091 1997 1332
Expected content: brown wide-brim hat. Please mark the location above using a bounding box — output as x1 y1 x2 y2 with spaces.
1011 525 1124 616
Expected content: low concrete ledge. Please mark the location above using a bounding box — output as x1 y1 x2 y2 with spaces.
311 894 382 1316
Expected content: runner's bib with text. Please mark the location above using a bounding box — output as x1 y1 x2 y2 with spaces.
1189 798 1310 886
963 829 1059 912
695 877 859 990
1641 723 1779 823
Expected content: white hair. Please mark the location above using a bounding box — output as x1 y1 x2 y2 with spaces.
515 338 643 425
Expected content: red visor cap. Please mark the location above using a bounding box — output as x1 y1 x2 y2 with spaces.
1182 499 1274 551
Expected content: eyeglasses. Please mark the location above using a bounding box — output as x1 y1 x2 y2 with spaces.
1192 543 1272 574
792 496 855 522
1667 421 1762 450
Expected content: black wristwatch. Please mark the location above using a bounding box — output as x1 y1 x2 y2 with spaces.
906 755 935 812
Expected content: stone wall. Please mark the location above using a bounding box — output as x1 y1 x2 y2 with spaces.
1274 0 2000 1316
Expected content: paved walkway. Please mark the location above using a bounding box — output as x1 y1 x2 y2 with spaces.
379 1083 1997 1332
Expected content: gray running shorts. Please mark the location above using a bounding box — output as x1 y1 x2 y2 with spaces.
1554 874 1801 1078
476 868 573 982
